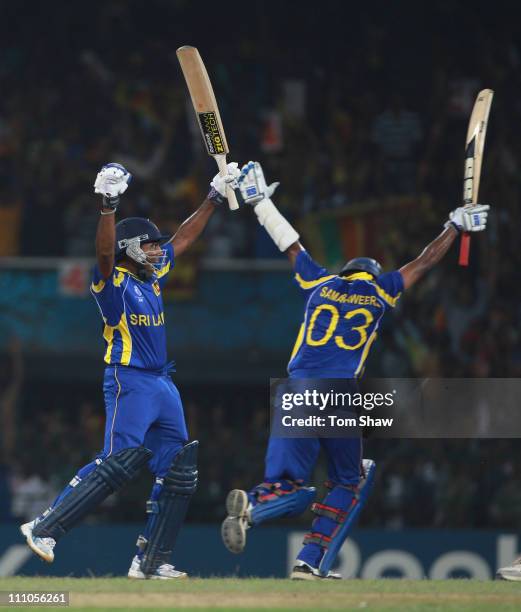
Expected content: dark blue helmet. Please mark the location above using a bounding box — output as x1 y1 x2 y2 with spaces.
340 257 382 278
115 217 170 261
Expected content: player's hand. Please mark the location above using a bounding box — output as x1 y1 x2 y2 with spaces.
446 204 490 232
207 162 241 205
237 161 280 206
94 163 132 198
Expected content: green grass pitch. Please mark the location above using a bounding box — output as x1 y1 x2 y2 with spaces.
1 577 521 611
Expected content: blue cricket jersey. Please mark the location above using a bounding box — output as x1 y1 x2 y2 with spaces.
288 250 404 378
90 243 175 370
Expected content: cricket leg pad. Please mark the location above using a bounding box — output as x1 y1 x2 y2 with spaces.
32 447 152 540
140 440 198 575
249 480 316 526
297 459 376 574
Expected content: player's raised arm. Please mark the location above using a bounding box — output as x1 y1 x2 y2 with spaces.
170 163 240 257
399 204 489 290
93 163 132 279
236 161 303 266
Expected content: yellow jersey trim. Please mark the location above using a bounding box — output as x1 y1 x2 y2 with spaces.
343 272 374 281
91 278 106 293
103 312 133 365
290 323 305 361
373 285 401 308
156 261 171 280
342 272 401 308
295 273 336 290
354 329 379 377
115 266 142 283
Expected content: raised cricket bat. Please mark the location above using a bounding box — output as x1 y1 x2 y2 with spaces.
176 46 239 210
459 88 493 266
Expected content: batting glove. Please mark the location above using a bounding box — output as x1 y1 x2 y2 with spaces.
94 163 132 198
445 204 490 232
207 162 241 205
237 161 280 206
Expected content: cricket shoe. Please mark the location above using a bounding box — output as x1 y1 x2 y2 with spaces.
128 556 187 580
20 519 56 563
290 561 342 581
496 557 521 581
221 489 251 554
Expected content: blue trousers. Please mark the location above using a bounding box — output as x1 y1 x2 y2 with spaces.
266 376 361 486
265 436 362 486
48 365 188 512
102 365 188 477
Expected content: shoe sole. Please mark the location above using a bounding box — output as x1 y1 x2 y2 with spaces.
290 566 342 581
222 490 249 554
128 572 188 580
496 571 521 581
290 570 319 581
221 516 247 554
225 489 249 517
20 524 54 564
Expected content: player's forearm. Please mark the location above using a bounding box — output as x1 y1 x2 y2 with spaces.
286 241 305 267
95 213 116 278
171 199 216 257
399 225 458 290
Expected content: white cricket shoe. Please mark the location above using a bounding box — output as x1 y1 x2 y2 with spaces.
221 489 250 554
290 561 342 581
20 519 56 563
497 557 521 581
127 555 187 580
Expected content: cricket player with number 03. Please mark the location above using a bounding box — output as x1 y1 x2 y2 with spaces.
20 161 240 579
222 161 489 580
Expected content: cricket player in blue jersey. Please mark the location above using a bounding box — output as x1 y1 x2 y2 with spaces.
222 161 489 580
20 161 240 579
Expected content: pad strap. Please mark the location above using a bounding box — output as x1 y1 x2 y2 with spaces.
255 480 301 503
311 502 348 523
324 480 359 494
303 532 332 548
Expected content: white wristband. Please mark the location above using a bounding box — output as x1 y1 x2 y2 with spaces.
253 198 299 252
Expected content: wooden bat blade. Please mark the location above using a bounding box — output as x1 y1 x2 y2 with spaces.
464 89 493 204
177 46 238 210
458 88 493 266
176 45 229 155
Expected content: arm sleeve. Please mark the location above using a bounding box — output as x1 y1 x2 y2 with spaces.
293 250 335 296
375 271 404 309
90 265 125 325
156 242 175 289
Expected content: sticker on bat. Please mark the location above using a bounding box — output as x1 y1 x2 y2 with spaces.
198 112 226 155
463 138 476 204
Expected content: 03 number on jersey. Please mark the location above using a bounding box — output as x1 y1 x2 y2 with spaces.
305 305 374 351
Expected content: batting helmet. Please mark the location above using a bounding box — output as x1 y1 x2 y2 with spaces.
339 257 382 279
115 217 170 261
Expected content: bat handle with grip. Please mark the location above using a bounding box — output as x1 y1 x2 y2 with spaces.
459 232 470 266
215 155 239 211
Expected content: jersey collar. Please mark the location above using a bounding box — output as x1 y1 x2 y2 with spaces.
342 272 375 281
115 265 153 283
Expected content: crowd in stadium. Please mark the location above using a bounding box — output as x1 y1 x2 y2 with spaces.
1 2 521 529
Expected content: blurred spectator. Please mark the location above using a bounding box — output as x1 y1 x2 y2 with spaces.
371 94 423 195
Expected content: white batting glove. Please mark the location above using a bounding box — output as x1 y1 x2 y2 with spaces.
237 161 280 206
236 161 298 251
446 204 490 232
207 162 241 205
94 163 132 198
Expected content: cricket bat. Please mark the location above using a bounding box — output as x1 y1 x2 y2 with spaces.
176 46 239 210
459 88 494 266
